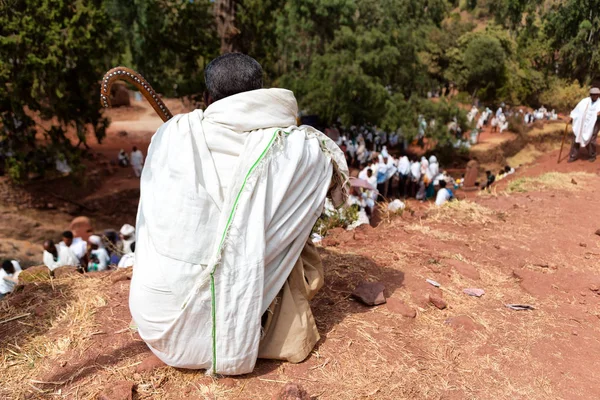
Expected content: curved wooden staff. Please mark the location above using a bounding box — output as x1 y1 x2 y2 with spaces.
100 66 173 122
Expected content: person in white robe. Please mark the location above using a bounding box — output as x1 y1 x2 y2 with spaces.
569 87 600 162
43 240 79 271
0 260 22 299
428 155 440 181
86 235 110 272
118 242 135 268
129 54 348 375
119 224 135 254
130 146 144 177
60 230 86 266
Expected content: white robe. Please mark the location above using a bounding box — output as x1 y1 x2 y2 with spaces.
43 246 79 271
130 88 347 375
571 97 600 146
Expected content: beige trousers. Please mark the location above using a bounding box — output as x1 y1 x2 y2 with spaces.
258 239 324 363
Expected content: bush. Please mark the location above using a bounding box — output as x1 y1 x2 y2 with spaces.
539 79 588 113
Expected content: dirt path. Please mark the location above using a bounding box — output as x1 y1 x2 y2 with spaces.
2 145 600 399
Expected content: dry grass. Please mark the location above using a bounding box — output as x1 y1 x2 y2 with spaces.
506 172 595 193
527 122 566 138
427 200 500 225
0 275 108 399
507 144 544 167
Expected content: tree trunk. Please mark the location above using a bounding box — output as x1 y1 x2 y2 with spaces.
214 0 239 54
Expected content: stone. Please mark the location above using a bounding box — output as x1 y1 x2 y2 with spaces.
580 243 587 248
53 266 81 279
445 315 481 331
135 354 167 373
429 294 447 310
219 378 236 388
595 229 600 237
463 159 479 189
571 178 578 185
272 383 311 400
98 380 133 400
321 238 340 247
386 298 416 318
18 266 51 283
34 305 48 317
111 269 132 283
463 288 485 297
352 281 386 306
445 259 480 280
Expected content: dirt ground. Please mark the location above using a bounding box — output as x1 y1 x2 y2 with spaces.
1 103 600 399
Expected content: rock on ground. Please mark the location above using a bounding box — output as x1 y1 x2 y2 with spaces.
18 266 51 283
53 266 81 279
429 294 447 310
98 380 134 400
135 354 167 373
272 383 311 400
386 298 417 318
445 315 482 331
352 281 386 306
445 259 481 280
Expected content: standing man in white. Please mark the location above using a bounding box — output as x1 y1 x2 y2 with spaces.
130 146 144 177
569 87 600 163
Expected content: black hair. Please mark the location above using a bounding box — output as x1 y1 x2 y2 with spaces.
62 231 74 240
504 165 511 172
439 180 447 188
2 260 15 274
205 53 263 102
130 242 136 253
486 170 492 175
132 146 138 151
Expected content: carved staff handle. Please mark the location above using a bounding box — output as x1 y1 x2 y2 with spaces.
100 67 173 122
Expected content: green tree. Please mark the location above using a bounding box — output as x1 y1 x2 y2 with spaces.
0 0 121 180
106 0 220 98
544 0 600 83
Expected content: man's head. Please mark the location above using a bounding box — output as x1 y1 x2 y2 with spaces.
439 180 447 189
590 87 600 102
204 53 263 105
367 168 373 177
486 170 492 177
43 240 57 256
120 224 135 241
2 260 15 274
88 235 102 250
132 146 138 152
62 230 74 246
70 216 93 242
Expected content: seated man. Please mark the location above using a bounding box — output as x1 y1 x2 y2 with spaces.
118 224 135 255
435 180 454 207
0 260 22 299
129 53 348 375
43 239 79 271
87 235 110 272
60 230 87 266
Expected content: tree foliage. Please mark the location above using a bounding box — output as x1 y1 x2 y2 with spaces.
0 0 120 180
3 0 600 180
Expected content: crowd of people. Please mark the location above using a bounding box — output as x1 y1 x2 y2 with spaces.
42 223 136 273
470 104 559 136
0 219 137 299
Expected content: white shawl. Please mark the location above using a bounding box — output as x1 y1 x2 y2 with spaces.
571 97 600 145
131 89 348 375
